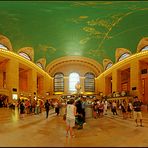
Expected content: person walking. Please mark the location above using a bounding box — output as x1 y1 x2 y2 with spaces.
44 100 50 118
112 100 118 115
104 100 108 115
98 101 104 117
121 101 127 119
92 100 98 119
127 100 133 118
81 98 86 123
54 101 60 116
20 99 25 118
132 96 143 127
66 99 76 138
35 99 40 115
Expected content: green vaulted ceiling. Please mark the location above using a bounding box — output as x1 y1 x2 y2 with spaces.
0 1 148 65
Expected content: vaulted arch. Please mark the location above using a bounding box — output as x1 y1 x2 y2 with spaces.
137 37 148 52
46 56 103 77
103 59 113 71
36 58 46 70
0 34 13 51
18 47 34 62
115 48 132 62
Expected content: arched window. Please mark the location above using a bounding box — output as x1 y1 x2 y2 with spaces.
69 72 80 92
118 53 130 62
84 72 95 92
19 52 31 61
105 62 113 70
0 44 8 50
54 73 64 92
141 45 148 51
36 62 43 69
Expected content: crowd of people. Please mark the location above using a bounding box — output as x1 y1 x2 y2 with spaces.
7 95 144 138
9 98 61 119
65 95 144 138
108 96 143 127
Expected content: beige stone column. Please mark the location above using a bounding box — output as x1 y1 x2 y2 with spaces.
64 76 69 94
80 77 84 94
37 76 44 96
95 78 98 93
101 76 106 95
130 60 141 98
6 59 19 102
27 69 37 99
50 78 54 95
105 76 111 95
117 70 122 92
112 69 119 93
0 71 3 88
43 75 52 97
96 75 105 95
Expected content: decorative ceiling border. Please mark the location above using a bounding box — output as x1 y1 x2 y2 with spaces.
46 56 103 77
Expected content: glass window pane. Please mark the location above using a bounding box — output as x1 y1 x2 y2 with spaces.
0 44 8 50
141 46 148 51
106 62 113 70
54 73 64 92
69 73 80 92
118 53 130 61
19 52 31 61
84 72 95 92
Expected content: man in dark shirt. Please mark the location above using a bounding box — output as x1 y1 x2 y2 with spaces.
132 96 143 127
45 100 50 118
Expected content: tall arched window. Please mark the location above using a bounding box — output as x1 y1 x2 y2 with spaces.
0 44 8 50
118 53 130 62
19 52 31 61
54 73 64 92
84 72 95 92
141 45 148 51
69 72 80 92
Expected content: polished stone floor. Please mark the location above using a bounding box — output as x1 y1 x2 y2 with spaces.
0 107 148 147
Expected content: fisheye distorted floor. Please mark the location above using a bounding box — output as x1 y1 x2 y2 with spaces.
0 108 148 147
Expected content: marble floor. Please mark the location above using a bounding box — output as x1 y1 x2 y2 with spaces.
0 107 148 147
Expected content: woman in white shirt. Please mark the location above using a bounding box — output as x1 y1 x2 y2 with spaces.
66 99 76 138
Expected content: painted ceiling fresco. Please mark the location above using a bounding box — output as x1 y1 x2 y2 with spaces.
0 1 148 65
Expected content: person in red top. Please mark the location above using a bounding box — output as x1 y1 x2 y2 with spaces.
25 100 31 114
